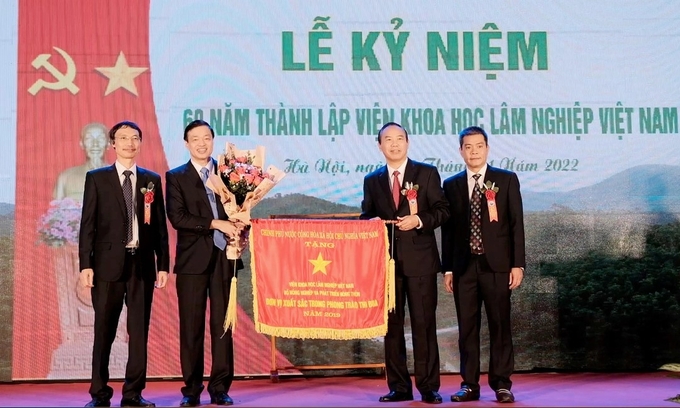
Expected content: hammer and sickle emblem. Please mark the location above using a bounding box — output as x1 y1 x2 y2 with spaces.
28 46 79 95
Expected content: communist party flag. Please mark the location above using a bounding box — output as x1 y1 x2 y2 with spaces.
251 219 393 339
14 0 179 380
14 0 291 380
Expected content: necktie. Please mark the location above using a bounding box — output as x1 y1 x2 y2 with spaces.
470 174 484 254
122 170 134 245
391 170 401 208
200 167 227 250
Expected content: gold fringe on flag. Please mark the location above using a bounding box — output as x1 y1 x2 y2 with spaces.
249 233 260 334
659 363 680 372
385 227 396 313
254 322 388 340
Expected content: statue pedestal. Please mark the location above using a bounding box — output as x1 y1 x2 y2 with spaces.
47 244 128 379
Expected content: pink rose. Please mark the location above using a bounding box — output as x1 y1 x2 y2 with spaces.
243 173 254 184
229 172 241 182
253 176 263 186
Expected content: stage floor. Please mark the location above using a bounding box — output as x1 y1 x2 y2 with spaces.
1 372 679 407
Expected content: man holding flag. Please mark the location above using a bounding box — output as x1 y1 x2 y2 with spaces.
361 122 449 404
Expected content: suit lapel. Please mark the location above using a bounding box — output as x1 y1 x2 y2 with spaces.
377 166 396 212
136 167 146 226
185 160 213 213
211 158 227 218
483 166 496 187
457 172 470 221
106 165 126 219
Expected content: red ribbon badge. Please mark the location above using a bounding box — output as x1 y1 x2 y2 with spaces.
485 189 498 222
141 183 155 224
401 182 419 215
482 180 500 223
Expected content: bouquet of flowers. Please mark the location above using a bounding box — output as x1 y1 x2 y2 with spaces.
207 142 285 332
207 143 286 259
37 198 83 247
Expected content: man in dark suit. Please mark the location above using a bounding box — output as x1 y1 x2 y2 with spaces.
165 120 243 407
79 121 169 407
361 122 449 404
441 126 525 403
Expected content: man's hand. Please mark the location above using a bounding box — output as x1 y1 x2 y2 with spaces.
443 273 454 293
233 220 248 230
155 271 168 289
395 214 420 231
509 267 524 290
211 219 242 238
80 268 94 288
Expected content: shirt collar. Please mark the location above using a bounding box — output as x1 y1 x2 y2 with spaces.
466 163 488 181
387 159 408 177
190 159 213 175
115 161 137 177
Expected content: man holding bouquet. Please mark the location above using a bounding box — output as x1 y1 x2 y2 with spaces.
166 120 243 407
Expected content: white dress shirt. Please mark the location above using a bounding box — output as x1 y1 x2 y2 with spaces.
386 160 408 190
466 164 488 198
387 159 422 228
444 164 487 276
115 161 139 248
191 159 214 178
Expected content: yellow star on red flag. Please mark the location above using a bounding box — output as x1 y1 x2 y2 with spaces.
309 252 331 275
95 51 148 96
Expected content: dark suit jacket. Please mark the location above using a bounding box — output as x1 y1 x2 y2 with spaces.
166 159 240 274
360 159 449 276
441 165 525 274
79 165 170 281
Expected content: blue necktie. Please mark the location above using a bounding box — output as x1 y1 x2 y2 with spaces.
200 167 227 250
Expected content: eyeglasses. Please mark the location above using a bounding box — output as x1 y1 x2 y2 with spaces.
115 136 141 143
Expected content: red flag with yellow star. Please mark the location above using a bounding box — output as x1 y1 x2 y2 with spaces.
251 218 392 339
13 0 291 380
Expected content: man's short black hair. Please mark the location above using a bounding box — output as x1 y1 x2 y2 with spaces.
184 119 215 141
109 121 142 143
459 126 488 147
377 122 409 144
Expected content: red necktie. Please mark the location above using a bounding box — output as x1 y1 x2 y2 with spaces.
392 170 401 208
